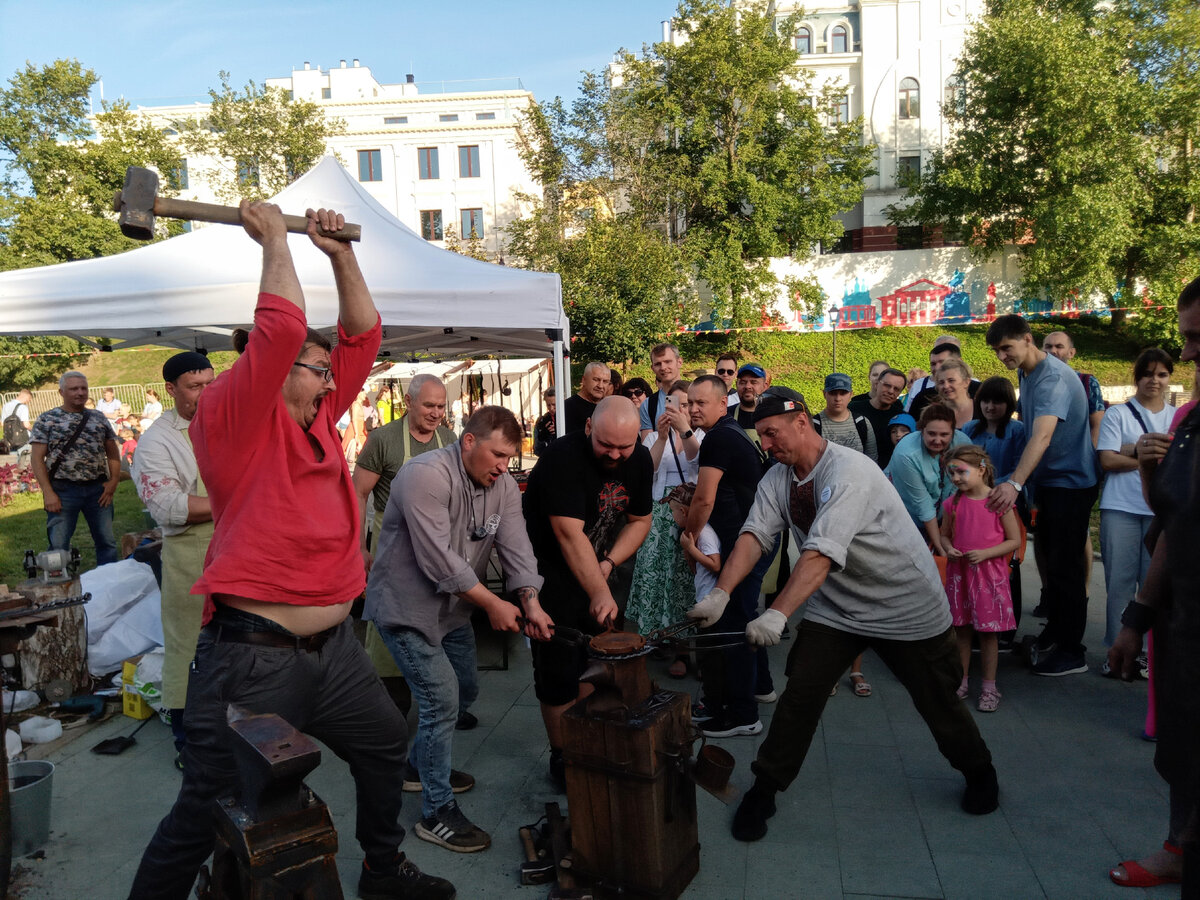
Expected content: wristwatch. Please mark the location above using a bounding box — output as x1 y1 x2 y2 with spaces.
681 430 694 439
1007 480 1023 493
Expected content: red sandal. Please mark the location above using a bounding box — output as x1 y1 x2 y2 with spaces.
1109 841 1182 887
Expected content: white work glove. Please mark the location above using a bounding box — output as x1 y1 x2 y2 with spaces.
746 609 788 647
686 588 730 628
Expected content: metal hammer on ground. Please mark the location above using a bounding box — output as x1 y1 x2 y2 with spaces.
113 165 361 242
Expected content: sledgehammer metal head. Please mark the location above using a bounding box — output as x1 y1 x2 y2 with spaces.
113 165 362 242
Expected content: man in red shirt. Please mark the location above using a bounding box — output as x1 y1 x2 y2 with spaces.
129 203 454 900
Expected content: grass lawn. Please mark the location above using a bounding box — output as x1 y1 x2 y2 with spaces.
0 481 148 585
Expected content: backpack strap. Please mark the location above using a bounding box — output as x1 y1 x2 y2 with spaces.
854 415 869 449
1125 400 1149 434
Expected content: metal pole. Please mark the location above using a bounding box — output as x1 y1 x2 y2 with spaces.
829 305 838 371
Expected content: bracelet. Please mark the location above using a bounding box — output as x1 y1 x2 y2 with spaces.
1132 443 1139 459
602 555 616 570
1120 601 1156 635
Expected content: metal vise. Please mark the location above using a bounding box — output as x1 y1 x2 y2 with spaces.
197 707 343 899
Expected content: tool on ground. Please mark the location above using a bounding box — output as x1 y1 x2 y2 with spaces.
517 821 554 885
544 802 592 900
92 713 154 755
113 166 362 242
196 706 342 899
22 548 79 585
39 680 72 705
52 694 104 722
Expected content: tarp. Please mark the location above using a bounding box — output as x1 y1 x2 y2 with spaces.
0 157 568 361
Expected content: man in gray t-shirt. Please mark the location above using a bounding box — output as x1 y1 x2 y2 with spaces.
686 387 997 843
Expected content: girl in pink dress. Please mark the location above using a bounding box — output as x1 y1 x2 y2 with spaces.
940 445 1020 712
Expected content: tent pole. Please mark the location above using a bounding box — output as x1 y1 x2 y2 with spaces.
550 330 567 439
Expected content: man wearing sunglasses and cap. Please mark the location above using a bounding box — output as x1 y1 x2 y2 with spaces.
366 406 553 856
688 386 998 842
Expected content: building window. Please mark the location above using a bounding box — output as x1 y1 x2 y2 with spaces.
899 78 920 119
475 112 496 120
830 24 848 53
897 225 925 250
418 147 439 180
898 155 921 183
439 114 459 122
384 116 407 125
458 145 480 178
358 149 382 182
460 208 484 240
321 87 331 100
168 160 188 190
830 95 850 125
944 76 966 116
795 27 812 54
237 159 259 188
420 210 443 241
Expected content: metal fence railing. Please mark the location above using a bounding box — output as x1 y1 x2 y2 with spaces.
1 382 175 422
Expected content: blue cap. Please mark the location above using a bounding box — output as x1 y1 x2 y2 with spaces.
824 373 852 393
737 363 766 379
888 413 917 432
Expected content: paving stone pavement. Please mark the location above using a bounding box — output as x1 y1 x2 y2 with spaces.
9 562 1180 899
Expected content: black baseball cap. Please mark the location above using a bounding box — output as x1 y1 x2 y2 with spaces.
752 386 808 423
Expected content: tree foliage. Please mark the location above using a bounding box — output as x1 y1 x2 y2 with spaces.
174 72 344 203
894 0 1200 326
615 0 875 333
0 336 90 393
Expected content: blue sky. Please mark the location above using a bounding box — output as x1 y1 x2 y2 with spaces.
0 1 680 109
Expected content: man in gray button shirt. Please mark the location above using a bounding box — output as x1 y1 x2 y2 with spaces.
366 406 553 855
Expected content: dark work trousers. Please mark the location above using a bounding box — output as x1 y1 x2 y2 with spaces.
128 616 408 900
700 538 777 726
1033 483 1099 656
752 620 993 791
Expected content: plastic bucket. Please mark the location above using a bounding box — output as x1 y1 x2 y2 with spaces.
9 760 54 856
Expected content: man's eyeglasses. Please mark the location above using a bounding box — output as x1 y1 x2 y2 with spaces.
716 368 736 376
293 362 334 383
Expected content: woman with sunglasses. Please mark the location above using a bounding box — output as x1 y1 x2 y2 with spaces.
620 377 652 409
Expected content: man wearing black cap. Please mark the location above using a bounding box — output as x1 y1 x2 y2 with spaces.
131 352 216 764
688 386 998 841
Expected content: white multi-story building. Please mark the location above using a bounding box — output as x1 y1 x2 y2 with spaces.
136 59 540 257
663 0 984 253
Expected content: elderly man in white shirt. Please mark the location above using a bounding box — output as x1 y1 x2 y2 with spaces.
130 352 215 764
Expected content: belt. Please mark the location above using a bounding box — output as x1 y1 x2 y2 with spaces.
206 623 334 652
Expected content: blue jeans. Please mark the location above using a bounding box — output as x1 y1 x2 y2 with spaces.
377 623 479 818
1099 509 1153 646
46 478 117 565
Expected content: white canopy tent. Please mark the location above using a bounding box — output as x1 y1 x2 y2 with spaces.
0 157 570 423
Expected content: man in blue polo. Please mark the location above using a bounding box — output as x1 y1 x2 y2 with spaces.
985 314 1098 676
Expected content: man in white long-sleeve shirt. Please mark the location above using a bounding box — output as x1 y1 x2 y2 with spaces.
131 352 215 762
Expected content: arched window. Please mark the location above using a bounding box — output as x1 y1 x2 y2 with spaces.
899 77 920 119
796 27 812 54
830 24 848 53
944 76 965 116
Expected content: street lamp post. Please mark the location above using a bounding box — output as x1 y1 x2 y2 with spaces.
828 303 840 371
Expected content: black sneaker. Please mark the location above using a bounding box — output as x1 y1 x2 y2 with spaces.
548 748 566 793
455 711 478 731
961 764 999 815
1029 631 1057 667
414 801 491 853
358 853 456 900
1032 648 1087 677
731 784 777 841
701 717 763 738
691 701 714 723
402 762 476 794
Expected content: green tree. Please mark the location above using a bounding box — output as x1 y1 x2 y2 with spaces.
174 72 345 202
614 0 875 335
0 336 90 393
893 0 1200 328
443 225 490 262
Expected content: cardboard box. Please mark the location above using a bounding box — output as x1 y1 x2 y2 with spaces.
122 657 153 720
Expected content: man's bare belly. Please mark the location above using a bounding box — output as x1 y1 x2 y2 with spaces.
215 594 352 636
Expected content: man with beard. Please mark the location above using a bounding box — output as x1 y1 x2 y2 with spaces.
523 397 653 789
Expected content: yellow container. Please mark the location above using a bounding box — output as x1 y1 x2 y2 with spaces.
121 657 153 720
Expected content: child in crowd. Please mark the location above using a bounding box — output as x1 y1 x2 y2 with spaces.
888 412 916 445
940 445 1020 712
664 482 721 713
962 376 1027 482
119 427 138 469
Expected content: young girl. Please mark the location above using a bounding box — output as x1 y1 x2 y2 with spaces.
940 445 1020 712
962 376 1027 483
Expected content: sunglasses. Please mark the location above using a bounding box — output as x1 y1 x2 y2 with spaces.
716 368 736 376
628 388 645 397
293 362 334 383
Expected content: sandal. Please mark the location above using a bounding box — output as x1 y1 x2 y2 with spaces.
668 658 688 678
977 688 1001 713
849 672 872 698
1109 842 1182 887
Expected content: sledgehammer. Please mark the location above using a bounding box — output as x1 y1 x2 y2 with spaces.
112 165 361 242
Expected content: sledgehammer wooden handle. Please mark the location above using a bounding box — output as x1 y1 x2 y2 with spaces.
113 192 362 242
